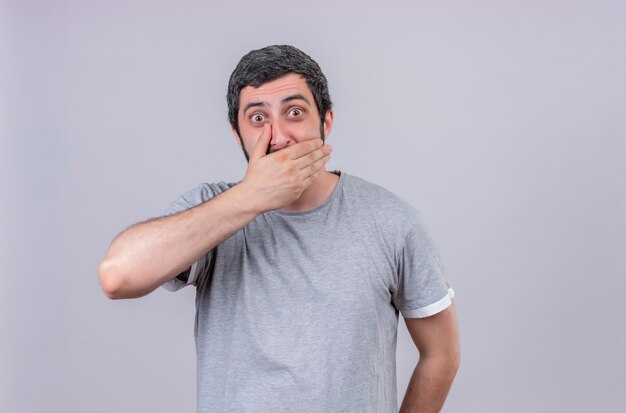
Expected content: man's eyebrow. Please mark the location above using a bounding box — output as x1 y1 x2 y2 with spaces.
242 94 311 116
242 101 267 115
281 94 311 106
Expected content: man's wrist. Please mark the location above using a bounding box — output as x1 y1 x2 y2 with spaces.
225 182 265 217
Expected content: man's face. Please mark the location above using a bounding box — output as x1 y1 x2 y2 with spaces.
232 73 334 162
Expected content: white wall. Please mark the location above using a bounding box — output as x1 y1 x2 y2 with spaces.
1 1 625 411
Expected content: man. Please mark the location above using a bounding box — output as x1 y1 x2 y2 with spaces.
98 45 460 413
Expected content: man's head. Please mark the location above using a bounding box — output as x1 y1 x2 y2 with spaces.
227 45 333 161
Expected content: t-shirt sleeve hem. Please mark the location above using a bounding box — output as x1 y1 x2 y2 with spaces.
160 277 185 292
159 255 206 292
400 286 455 318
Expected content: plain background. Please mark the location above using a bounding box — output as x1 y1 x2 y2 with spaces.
1 1 625 412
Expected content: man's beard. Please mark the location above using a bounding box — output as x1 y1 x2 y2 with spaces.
239 121 325 163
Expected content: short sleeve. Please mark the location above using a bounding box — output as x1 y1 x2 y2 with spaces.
160 253 210 292
158 181 237 292
392 212 455 318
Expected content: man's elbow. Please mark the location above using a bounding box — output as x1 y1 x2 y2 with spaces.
424 342 461 376
98 259 129 300
423 350 460 381
98 259 157 299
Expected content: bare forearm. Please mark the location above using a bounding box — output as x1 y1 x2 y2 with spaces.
398 355 459 413
98 184 258 299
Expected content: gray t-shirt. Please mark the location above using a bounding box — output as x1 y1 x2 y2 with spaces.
161 170 454 413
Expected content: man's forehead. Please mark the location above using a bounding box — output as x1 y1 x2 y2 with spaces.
239 73 312 103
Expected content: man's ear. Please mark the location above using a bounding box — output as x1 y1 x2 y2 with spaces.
323 109 334 139
231 125 242 146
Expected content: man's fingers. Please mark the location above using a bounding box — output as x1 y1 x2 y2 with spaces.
250 123 272 161
301 152 331 179
296 144 332 170
304 161 328 183
285 138 324 160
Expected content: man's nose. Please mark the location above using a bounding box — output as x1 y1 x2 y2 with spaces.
269 121 291 151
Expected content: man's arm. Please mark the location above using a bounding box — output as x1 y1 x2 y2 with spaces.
98 124 332 300
98 185 260 299
399 303 460 413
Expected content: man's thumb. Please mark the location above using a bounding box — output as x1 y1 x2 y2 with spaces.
251 123 272 160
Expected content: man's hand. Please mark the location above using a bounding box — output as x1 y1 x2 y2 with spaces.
238 123 333 213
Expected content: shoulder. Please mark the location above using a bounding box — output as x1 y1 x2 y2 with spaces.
344 173 418 219
342 172 421 238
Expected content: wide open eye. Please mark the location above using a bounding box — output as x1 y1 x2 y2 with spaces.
288 108 304 118
250 113 265 123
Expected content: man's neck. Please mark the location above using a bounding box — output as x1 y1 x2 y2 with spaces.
277 169 340 213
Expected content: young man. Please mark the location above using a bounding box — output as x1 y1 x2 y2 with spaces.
98 45 460 413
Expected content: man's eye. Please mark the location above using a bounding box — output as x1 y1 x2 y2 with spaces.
251 114 265 123
289 108 303 117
